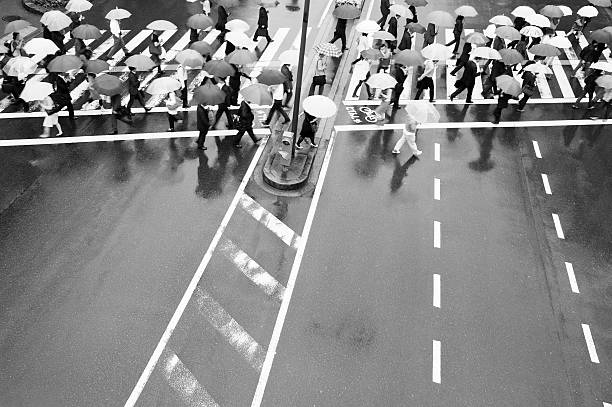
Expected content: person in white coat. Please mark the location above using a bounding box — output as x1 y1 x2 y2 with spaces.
392 113 422 156
39 96 62 138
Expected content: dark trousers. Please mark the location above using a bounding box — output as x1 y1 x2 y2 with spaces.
106 36 129 59
414 79 434 102
127 92 146 114
446 35 461 53
253 30 272 43
450 83 474 102
392 85 404 109
353 78 372 98
214 103 233 127
48 97 74 120
309 81 324 95
377 12 389 27
517 94 530 110
235 127 258 145
297 131 315 146
197 128 208 147
450 60 466 75
330 32 347 51
265 99 290 124
181 81 188 107
167 113 178 130
230 88 239 106
575 87 595 105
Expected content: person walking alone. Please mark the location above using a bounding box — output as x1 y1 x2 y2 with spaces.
329 18 348 52
234 100 261 147
377 0 390 28
176 63 189 108
391 64 407 109
309 53 327 95
48 72 75 122
414 59 436 102
446 15 464 55
450 56 479 103
281 63 293 107
450 42 472 75
492 92 517 124
149 31 163 76
572 69 603 109
196 102 210 150
105 18 129 59
126 66 151 116
352 58 373 99
392 114 421 156
398 25 414 51
253 6 273 44
515 69 536 112
295 112 319 149
215 5 229 40
387 14 398 53
263 83 290 126
422 23 437 48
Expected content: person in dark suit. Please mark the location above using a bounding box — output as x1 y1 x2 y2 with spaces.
450 58 479 103
391 64 407 110
516 70 536 111
281 63 293 107
215 5 228 40
50 29 65 55
329 18 348 52
149 31 163 75
450 42 472 75
492 92 517 124
126 66 151 116
196 103 210 150
214 81 234 129
228 64 249 106
446 15 464 55
295 112 319 149
377 0 390 28
398 25 413 51
253 7 273 43
234 100 261 147
406 5 417 25
387 14 398 52
48 73 74 120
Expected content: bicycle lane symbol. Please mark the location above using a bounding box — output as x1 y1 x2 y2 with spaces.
345 105 380 124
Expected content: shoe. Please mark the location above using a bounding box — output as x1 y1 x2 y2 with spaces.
234 144 242 148
587 105 595 110
492 119 499 124
112 130 118 134
145 107 152 113
351 94 358 98
450 72 456 76
167 128 174 132
571 104 579 109
429 99 435 103
311 143 318 148
56 132 63 136
295 143 303 150
515 108 524 112
39 133 49 138
392 149 400 154
450 95 454 101
197 145 207 150
589 116 599 120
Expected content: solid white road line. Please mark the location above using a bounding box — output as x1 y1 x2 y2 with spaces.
218 237 286 302
342 97 580 105
434 143 440 162
541 173 552 195
564 262 580 294
432 340 441 384
251 131 337 407
433 274 441 309
433 221 441 248
434 177 440 200
552 213 565 239
532 140 542 159
239 193 301 249
365 0 376 20
124 136 268 407
194 286 267 371
581 323 600 363
163 349 220 407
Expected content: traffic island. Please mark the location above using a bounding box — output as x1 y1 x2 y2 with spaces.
262 129 317 190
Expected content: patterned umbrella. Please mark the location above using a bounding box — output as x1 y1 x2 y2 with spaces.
125 54 155 70
72 24 101 39
41 10 72 31
147 77 182 94
577 5 598 18
520 26 544 38
332 5 361 19
23 38 59 55
454 5 478 17
525 13 550 28
499 48 524 65
529 43 561 57
303 95 337 118
146 20 177 31
226 49 256 65
48 55 83 72
204 60 235 77
240 83 273 105
495 75 522 96
93 73 123 96
4 19 31 34
371 30 396 40
314 42 342 57
394 49 424 66
465 32 488 45
85 59 110 74
20 81 54 102
256 69 286 85
105 7 131 20
187 14 214 30
226 19 250 32
355 20 381 33
65 0 92 13
407 22 426 34
539 5 564 18
426 11 455 27
366 72 397 89
489 15 513 26
495 26 521 41
175 49 205 68
191 82 226 105
3 56 37 77
190 40 212 56
404 101 440 123
511 6 535 18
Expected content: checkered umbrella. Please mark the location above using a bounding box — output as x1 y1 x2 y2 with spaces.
314 43 342 57
520 25 543 38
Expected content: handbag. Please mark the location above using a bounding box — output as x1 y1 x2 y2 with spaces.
521 84 535 97
454 79 465 88
313 75 326 85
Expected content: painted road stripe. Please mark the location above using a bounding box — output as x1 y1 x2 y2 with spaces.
342 97 580 105
432 340 441 383
603 403 612 407
218 238 285 302
433 274 440 308
551 58 575 99
532 141 542 158
534 70 553 99
194 287 267 371
163 349 220 407
433 221 441 248
318 0 336 28
564 262 580 294
434 177 440 200
254 28 290 69
581 323 600 363
239 194 301 248
292 27 312 49
434 143 440 162
552 213 565 239
541 174 552 195
251 131 337 407
365 0 375 19
558 31 585 88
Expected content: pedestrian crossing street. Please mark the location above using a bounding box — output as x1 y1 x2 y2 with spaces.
346 28 604 104
0 25 309 115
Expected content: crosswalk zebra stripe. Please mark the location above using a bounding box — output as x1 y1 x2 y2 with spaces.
162 349 220 407
558 31 585 88
534 67 552 98
185 30 222 104
551 58 575 98
292 27 312 49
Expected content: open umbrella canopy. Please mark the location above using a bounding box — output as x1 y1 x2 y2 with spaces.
125 54 155 70
187 14 214 29
190 40 213 56
465 32 488 45
454 5 477 17
371 30 396 40
216 0 239 7
511 6 535 18
314 42 342 57
192 82 227 105
366 72 397 89
499 48 524 65
426 11 455 27
105 7 131 20
408 22 426 34
72 24 101 39
590 61 612 72
530 43 561 57
390 4 412 18
489 15 513 26
175 49 205 68
147 77 181 94
332 5 361 19
226 49 256 65
226 31 256 49
394 49 424 66
525 13 550 28
240 83 272 105
547 35 572 49
4 19 31 34
361 48 383 60
421 43 453 60
523 63 553 75
557 5 572 16
539 5 564 18
471 46 501 60
495 75 522 96
257 0 280 7
589 29 612 44
226 19 250 32
0 44 9 54
577 5 598 18
303 95 337 118
84 59 109 74
48 54 83 72
590 0 611 7
495 26 521 41
146 20 177 31
204 59 235 77
404 101 440 123
93 73 123 96
483 23 497 38
595 74 612 88
41 10 72 31
23 38 59 55
66 0 92 13
278 49 299 65
20 81 54 102
256 69 286 85
354 19 380 33
3 56 37 77
520 25 544 38
404 0 428 7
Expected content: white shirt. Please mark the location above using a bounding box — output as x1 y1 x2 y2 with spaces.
202 0 211 14
357 36 369 53
110 19 120 37
176 65 187 83
421 59 436 79
272 84 284 100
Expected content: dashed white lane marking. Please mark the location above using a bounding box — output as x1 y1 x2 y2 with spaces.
552 213 565 239
434 143 440 162
124 138 268 407
581 323 600 363
251 131 337 407
163 349 220 407
541 174 552 195
218 237 286 302
433 221 441 248
564 262 580 294
433 274 441 309
238 193 301 249
194 287 267 371
434 178 440 200
432 340 441 384
532 141 542 158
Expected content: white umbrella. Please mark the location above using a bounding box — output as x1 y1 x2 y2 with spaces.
278 49 299 65
454 5 478 18
520 26 544 38
20 81 54 102
105 7 131 20
589 61 612 71
421 43 453 61
40 10 72 31
511 6 535 18
371 30 396 40
65 0 92 13
23 38 59 55
525 13 550 28
404 101 440 123
471 47 501 60
547 35 572 49
354 19 380 33
366 73 397 89
390 4 412 18
483 23 497 38
303 95 337 118
226 31 256 50
577 5 598 18
146 20 177 31
3 56 37 78
557 5 573 16
523 63 552 75
226 19 250 32
489 15 513 26
147 77 182 94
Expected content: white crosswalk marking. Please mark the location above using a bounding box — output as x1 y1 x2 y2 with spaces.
534 68 553 99
292 27 312 49
551 58 575 98
446 28 457 100
253 28 290 69
162 349 220 407
558 31 584 88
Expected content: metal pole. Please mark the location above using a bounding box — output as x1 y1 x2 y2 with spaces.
290 0 310 159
